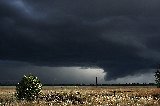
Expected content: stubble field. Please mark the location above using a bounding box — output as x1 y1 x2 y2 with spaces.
0 86 160 106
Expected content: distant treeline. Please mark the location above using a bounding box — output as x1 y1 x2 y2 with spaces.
0 82 156 86
43 83 156 86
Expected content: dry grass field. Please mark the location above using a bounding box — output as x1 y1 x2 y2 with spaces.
0 86 160 106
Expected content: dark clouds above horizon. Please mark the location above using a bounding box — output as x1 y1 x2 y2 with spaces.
0 0 160 81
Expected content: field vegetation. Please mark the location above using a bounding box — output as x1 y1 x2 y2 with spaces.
0 86 160 106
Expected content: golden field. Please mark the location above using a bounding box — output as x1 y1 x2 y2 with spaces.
0 86 160 106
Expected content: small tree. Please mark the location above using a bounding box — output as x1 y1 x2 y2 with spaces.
155 69 160 88
15 74 42 101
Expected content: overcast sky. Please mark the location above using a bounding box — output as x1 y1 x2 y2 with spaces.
0 0 160 84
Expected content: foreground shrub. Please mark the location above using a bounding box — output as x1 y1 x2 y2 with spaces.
15 74 42 101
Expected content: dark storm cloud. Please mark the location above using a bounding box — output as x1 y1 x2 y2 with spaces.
0 0 160 80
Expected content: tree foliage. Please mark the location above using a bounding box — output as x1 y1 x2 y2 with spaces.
15 74 42 101
155 70 160 88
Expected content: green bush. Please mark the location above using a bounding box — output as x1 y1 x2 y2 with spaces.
15 74 42 101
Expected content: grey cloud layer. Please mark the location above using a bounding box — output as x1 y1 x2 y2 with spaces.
0 0 160 80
